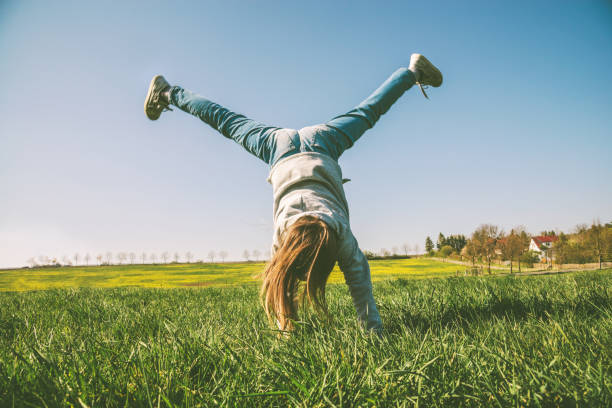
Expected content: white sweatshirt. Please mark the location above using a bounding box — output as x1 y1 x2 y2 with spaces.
267 152 382 330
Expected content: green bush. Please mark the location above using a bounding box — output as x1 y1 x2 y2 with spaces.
520 250 540 267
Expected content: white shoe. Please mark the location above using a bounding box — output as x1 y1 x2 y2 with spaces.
409 54 443 99
144 75 173 120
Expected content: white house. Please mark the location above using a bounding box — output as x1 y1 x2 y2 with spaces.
529 235 559 261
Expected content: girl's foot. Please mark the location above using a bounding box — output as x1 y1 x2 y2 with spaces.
144 75 173 120
408 54 443 99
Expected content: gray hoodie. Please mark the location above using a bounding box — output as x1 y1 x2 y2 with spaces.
267 151 382 330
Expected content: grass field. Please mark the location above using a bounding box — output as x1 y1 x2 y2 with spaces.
0 258 473 292
0 265 610 406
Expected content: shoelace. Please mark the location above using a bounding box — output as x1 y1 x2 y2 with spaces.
417 82 430 99
152 91 173 112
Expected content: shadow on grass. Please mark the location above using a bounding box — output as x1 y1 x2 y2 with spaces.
381 277 610 335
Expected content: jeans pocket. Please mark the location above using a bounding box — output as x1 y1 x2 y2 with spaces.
271 129 300 165
299 124 339 159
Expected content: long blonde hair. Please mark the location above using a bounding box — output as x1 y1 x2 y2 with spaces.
261 215 338 330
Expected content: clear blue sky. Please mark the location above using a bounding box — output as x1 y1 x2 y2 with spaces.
1 0 611 268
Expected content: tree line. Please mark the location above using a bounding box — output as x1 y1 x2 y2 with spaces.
425 220 612 273
26 249 268 268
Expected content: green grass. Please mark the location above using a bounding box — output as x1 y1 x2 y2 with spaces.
1 269 610 406
0 258 468 292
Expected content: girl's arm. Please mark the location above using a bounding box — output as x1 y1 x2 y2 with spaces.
337 233 383 331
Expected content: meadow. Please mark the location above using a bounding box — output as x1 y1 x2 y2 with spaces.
0 258 471 292
0 262 610 406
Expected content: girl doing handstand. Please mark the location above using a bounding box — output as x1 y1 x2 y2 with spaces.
144 53 443 331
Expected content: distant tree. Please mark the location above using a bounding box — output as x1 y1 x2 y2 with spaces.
141 252 147 264
62 255 71 266
96 254 103 265
520 251 540 268
436 233 446 250
472 224 501 274
73 253 80 266
129 252 136 264
401 243 410 256
118 252 128 265
27 257 38 268
380 248 390 257
363 250 376 260
392 246 399 256
446 234 467 254
425 237 434 254
514 227 531 272
105 252 113 265
185 251 193 263
243 249 250 261
498 231 525 273
439 245 453 260
150 253 158 264
219 250 228 262
84 253 91 266
208 250 216 263
173 252 180 263
161 252 169 264
253 249 261 261
414 244 420 255
588 220 608 269
464 240 478 266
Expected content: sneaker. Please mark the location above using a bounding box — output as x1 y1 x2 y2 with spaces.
144 75 172 120
409 54 443 99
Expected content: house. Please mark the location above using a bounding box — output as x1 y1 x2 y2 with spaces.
529 235 559 261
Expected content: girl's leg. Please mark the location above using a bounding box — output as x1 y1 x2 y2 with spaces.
169 87 286 164
314 68 416 160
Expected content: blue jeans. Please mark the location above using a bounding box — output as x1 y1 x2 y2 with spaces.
169 68 416 166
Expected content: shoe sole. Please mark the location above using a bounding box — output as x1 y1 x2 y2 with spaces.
144 75 164 120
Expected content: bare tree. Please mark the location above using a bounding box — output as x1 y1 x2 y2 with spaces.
414 244 420 256
253 249 261 261
161 252 169 264
141 252 147 264
243 249 250 261
392 246 399 256
105 252 113 265
117 252 127 265
185 251 193 263
96 254 103 265
150 253 158 264
472 224 501 274
84 253 91 266
380 248 390 257
208 250 216 263
129 252 136 264
219 250 228 262
73 253 80 266
401 243 410 256
173 252 180 263
464 240 478 267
